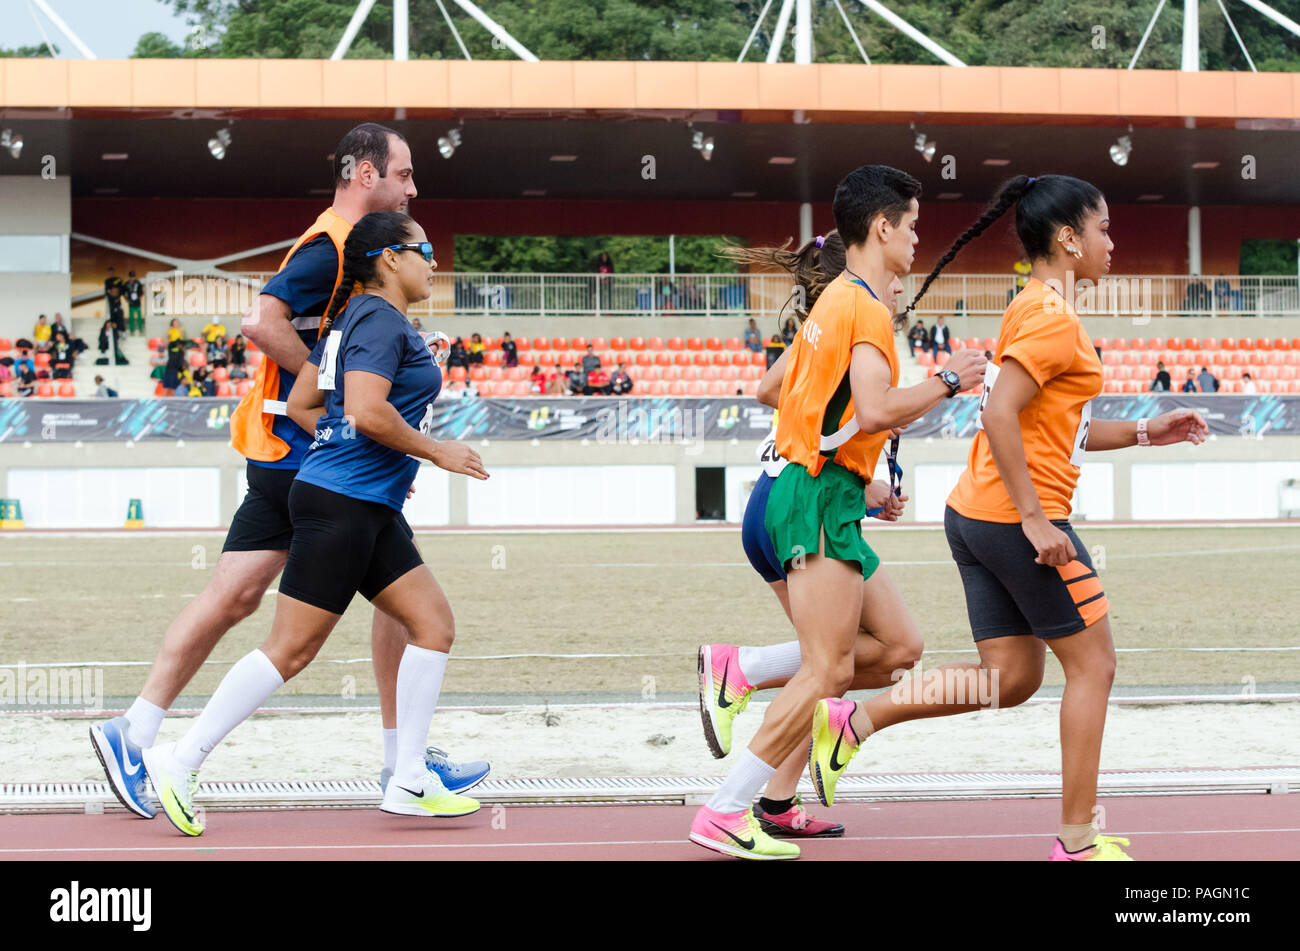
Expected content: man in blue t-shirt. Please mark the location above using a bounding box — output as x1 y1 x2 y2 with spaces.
90 124 490 822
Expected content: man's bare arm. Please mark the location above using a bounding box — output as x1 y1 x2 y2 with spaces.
241 294 311 376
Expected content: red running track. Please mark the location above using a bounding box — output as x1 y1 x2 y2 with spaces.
2 794 1297 860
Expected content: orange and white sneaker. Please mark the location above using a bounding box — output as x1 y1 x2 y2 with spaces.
697 644 756 759
689 805 800 860
1050 835 1135 861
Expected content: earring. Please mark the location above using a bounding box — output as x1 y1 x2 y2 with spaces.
1067 245 1082 259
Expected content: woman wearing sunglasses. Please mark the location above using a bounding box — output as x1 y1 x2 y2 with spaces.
144 212 491 834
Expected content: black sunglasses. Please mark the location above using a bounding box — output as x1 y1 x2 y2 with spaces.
366 241 434 262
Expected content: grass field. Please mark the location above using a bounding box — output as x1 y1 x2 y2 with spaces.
2 525 1298 705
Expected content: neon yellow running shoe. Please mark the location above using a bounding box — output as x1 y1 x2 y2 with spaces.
697 644 756 758
689 805 800 860
1050 835 1135 861
141 742 203 837
808 698 861 807
381 775 481 818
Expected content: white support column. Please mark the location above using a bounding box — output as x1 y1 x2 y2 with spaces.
1237 0 1300 39
794 0 814 64
799 203 813 248
450 0 539 61
30 0 97 58
394 0 410 60
1188 206 1202 276
1181 0 1199 71
668 235 676 279
857 1 966 67
767 0 796 63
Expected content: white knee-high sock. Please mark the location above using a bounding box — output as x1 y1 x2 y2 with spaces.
382 728 398 773
124 697 166 748
738 642 802 685
393 645 449 789
706 749 777 813
173 650 284 770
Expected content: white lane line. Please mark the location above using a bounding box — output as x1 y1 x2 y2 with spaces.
3 827 1297 856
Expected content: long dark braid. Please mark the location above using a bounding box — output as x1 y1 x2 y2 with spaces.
320 210 414 332
904 175 1034 321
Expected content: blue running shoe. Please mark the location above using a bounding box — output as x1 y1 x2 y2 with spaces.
380 747 491 795
89 716 156 818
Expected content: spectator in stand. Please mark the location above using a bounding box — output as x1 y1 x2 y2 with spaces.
781 317 797 346
17 364 37 398
467 332 486 365
529 364 546 395
13 353 35 378
501 332 518 368
609 363 633 395
194 366 216 397
586 365 610 395
201 318 227 345
411 317 423 331
97 318 129 365
33 315 51 352
51 332 75 378
107 287 126 335
581 344 602 374
1197 366 1220 393
104 265 123 301
928 315 952 358
547 362 567 396
229 334 247 367
1010 254 1032 303
765 333 786 370
163 332 186 392
1150 361 1172 392
743 318 762 353
447 337 469 372
207 335 230 369
567 362 588 396
94 375 118 398
50 313 70 340
1241 372 1256 395
124 271 145 336
1180 369 1198 393
907 318 927 357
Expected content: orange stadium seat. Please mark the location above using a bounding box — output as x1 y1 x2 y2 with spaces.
187 351 205 368
1259 366 1280 380
706 337 723 350
935 351 950 367
647 337 664 351
609 336 626 350
488 366 506 381
1273 338 1290 351
474 381 493 396
628 337 646 351
731 351 750 366
506 366 529 381
918 351 935 366
641 366 661 381
570 337 587 351
469 365 488 381
484 350 503 366
247 352 263 367
1219 338 1236 351
1287 381 1300 394
743 380 760 397
513 337 529 351
708 380 730 396
1291 338 1300 350
215 382 232 396
1282 367 1298 380
531 337 549 351
660 366 681 381
154 383 167 396
551 337 568 350
212 367 229 382
1234 338 1252 351
34 352 51 369
235 381 254 396
700 366 720 381
0 383 11 397
1110 338 1128 351
654 351 673 366
668 380 688 396
1255 338 1272 350
246 340 259 352
590 337 607 351
1092 337 1106 350
1127 338 1146 351
744 365 764 381
711 351 731 366
1146 337 1165 350
1103 380 1124 394
646 381 667 396
517 351 536 367
980 337 995 352
0 338 11 352
725 337 744 351
693 352 711 366
58 382 75 397
636 352 655 366
667 337 684 351
449 366 468 382
686 337 703 350
1200 337 1219 350
1101 351 1121 365
37 383 54 397
751 352 765 366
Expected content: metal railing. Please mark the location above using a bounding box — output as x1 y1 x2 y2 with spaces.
146 271 1300 320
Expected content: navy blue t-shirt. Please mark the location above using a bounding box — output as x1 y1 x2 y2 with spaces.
296 294 442 511
254 234 338 470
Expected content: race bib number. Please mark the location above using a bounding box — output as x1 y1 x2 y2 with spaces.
757 430 789 479
317 330 342 391
1070 400 1092 468
975 362 1000 431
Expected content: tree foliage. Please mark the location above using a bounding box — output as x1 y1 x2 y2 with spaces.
455 234 743 273
133 0 1298 70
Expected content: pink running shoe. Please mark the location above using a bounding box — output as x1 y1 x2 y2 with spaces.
689 804 800 860
754 797 845 838
808 697 860 807
1050 835 1134 861
697 644 756 759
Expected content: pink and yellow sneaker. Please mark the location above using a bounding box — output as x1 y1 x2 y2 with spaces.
754 796 845 838
697 644 756 758
808 697 860 807
689 804 800 860
1050 835 1135 861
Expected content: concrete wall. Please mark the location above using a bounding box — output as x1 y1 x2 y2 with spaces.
5 433 1299 528
0 177 71 340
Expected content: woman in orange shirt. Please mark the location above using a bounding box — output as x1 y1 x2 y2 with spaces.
808 174 1208 861
688 166 986 860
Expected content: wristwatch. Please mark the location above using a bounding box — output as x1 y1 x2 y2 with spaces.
938 368 962 398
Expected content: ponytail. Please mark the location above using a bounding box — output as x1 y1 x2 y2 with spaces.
904 175 1033 319
319 210 414 333
717 231 846 329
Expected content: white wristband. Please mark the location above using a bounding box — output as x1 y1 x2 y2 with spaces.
1136 417 1150 447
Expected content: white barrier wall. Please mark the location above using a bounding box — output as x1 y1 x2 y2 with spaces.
235 464 452 526
1132 460 1300 519
466 464 675 525
7 467 221 528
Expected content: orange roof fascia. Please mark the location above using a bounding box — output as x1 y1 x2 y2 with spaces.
1 59 1295 121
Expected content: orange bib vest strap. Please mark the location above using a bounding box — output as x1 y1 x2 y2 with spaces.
229 208 352 462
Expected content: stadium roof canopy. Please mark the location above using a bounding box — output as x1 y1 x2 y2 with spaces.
2 59 1299 206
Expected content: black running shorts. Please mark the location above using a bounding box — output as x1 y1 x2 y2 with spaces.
944 505 1109 641
278 480 424 615
223 462 414 553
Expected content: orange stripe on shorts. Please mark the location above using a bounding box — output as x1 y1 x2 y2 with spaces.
1057 560 1092 583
